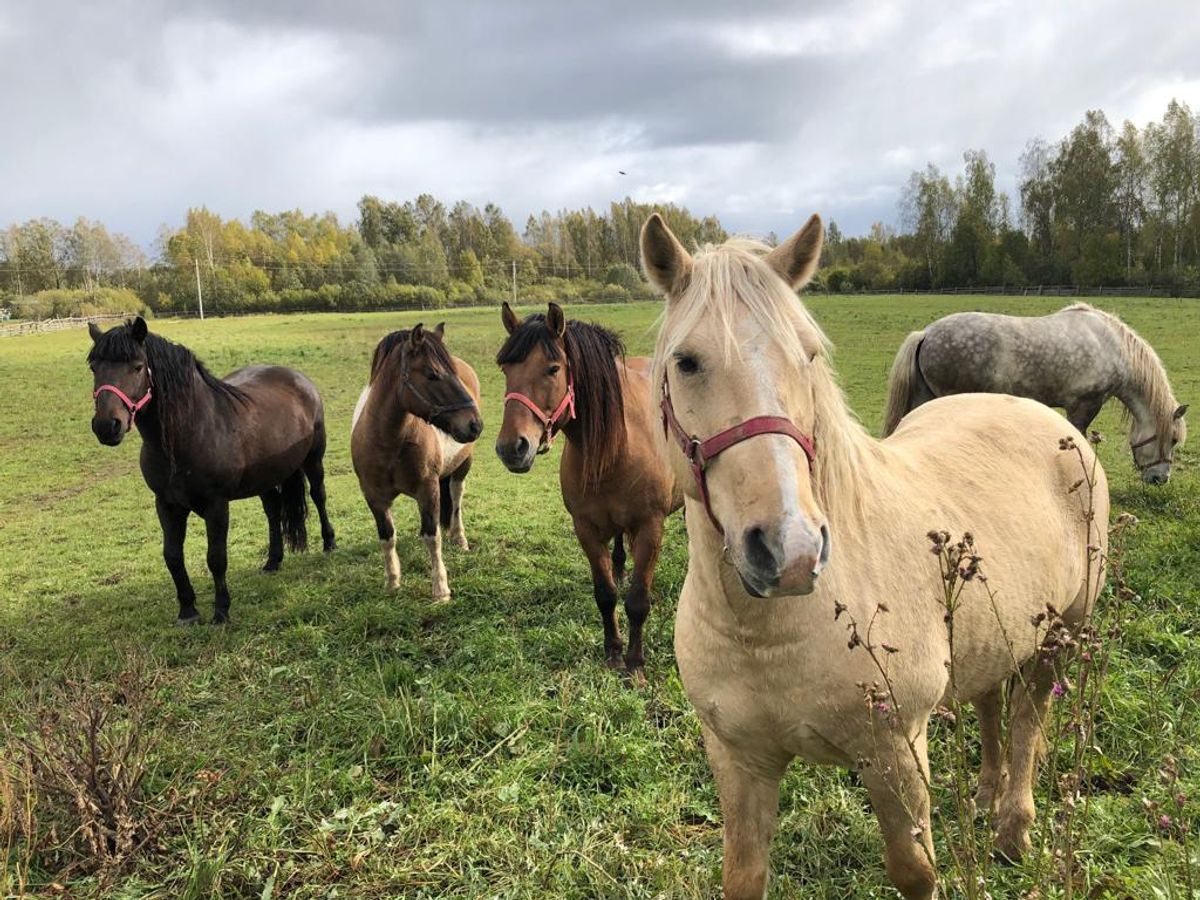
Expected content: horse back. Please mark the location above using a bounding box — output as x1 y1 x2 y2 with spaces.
920 310 1121 406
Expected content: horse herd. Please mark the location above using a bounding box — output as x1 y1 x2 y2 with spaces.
85 214 1186 899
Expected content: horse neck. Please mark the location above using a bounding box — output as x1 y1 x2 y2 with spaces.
137 364 213 455
365 363 418 440
1109 320 1173 437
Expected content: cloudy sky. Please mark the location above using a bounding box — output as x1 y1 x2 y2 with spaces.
2 0 1197 249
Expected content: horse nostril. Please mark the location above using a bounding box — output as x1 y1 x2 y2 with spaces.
743 525 780 575
515 436 530 456
468 419 482 440
109 418 122 437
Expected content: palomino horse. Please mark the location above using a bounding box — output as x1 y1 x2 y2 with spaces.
641 214 1109 899
495 302 682 678
87 317 336 624
351 324 483 600
882 304 1187 484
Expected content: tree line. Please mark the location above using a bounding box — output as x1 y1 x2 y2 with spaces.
0 199 725 318
2 97 1198 318
823 99 1200 293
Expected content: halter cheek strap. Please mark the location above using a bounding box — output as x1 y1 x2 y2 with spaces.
1130 433 1173 469
504 371 576 452
660 378 815 536
93 369 153 427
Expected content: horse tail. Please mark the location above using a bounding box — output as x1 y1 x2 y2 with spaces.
280 469 309 552
882 330 926 437
439 476 453 530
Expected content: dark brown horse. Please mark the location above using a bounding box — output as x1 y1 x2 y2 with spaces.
87 317 336 624
495 302 681 679
351 324 483 600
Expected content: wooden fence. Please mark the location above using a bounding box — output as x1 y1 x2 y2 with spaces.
0 313 133 339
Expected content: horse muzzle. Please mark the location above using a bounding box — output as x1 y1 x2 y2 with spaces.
92 415 126 446
495 435 537 473
732 520 830 599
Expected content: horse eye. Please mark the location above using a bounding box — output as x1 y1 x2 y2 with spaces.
547 365 561 377
676 355 700 375
426 369 440 381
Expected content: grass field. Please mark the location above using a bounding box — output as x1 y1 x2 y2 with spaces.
1 295 1198 898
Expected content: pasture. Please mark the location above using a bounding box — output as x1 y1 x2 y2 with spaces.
1 295 1198 898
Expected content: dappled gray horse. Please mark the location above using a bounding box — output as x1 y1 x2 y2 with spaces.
882 303 1187 484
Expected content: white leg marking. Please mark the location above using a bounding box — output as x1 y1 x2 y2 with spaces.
449 478 468 550
380 536 401 591
424 532 450 602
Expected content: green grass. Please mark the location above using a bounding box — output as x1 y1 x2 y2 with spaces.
1 296 1198 898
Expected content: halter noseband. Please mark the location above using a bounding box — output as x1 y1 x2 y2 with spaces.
1130 433 1173 470
504 368 576 452
93 369 153 427
660 377 815 536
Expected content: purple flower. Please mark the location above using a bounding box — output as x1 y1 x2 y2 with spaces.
1051 681 1067 699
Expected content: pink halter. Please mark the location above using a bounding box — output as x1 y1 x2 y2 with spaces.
504 370 576 452
93 369 153 426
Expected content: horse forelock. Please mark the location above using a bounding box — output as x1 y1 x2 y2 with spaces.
652 240 879 523
371 329 454 384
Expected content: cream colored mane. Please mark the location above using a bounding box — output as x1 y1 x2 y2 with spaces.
1064 302 1186 446
652 239 887 523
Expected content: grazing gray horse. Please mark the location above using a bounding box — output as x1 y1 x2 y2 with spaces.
883 303 1187 484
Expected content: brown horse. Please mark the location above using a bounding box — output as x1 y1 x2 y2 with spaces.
351 324 483 600
495 302 682 678
87 317 336 625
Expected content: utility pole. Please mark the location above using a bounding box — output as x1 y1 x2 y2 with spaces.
511 259 517 306
194 258 205 320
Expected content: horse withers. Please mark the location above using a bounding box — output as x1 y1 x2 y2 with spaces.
495 302 682 679
350 324 482 601
642 214 1109 899
87 317 336 625
882 304 1187 484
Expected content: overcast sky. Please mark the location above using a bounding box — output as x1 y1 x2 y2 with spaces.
2 0 1198 249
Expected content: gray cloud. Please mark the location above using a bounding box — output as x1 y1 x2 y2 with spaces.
1 0 1198 247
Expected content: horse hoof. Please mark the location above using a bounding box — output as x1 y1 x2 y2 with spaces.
262 560 281 573
211 612 230 626
432 591 452 604
454 537 470 551
174 614 201 627
324 540 337 553
604 655 626 671
625 667 647 688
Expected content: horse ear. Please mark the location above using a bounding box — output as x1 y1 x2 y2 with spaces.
501 301 520 335
131 316 148 342
434 322 445 340
410 323 425 346
1175 404 1189 420
88 322 102 343
546 302 566 338
766 213 824 290
640 213 692 296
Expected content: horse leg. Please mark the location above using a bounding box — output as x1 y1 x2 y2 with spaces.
448 457 471 551
994 659 1054 861
368 500 401 591
623 516 664 680
203 499 232 624
303 448 337 552
861 727 938 900
974 686 1008 814
612 530 626 583
703 724 784 900
1066 395 1105 435
260 488 284 572
156 497 198 624
417 479 450 602
573 519 623 668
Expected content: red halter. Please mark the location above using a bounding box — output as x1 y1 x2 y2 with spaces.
660 377 815 536
504 370 576 452
93 370 153 427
